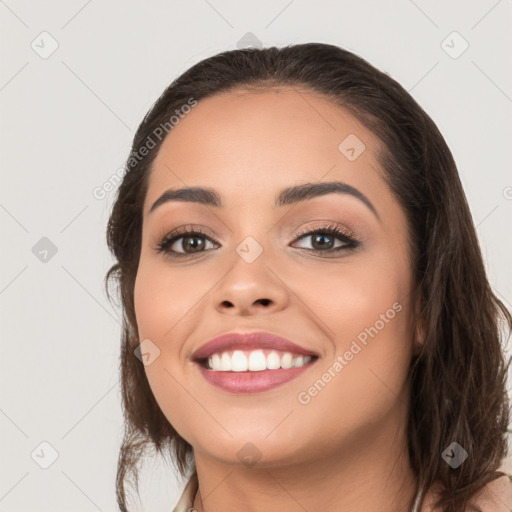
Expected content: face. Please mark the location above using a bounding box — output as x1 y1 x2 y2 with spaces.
134 86 418 470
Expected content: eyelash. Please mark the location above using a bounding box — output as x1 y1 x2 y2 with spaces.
155 223 360 259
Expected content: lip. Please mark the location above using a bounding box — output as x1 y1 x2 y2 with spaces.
196 363 317 393
191 331 320 361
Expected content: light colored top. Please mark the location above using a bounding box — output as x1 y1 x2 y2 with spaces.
172 472 198 512
171 472 512 512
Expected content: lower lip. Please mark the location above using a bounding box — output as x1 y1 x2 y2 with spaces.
195 361 316 393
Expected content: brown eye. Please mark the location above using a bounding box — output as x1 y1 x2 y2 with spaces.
291 224 359 254
156 228 219 258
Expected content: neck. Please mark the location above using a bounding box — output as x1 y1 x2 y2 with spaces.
192 416 418 512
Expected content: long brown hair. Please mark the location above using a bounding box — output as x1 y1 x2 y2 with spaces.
105 42 512 512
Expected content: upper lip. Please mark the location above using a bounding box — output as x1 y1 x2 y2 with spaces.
191 331 320 361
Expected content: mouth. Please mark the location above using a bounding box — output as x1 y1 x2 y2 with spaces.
196 349 319 372
191 331 320 393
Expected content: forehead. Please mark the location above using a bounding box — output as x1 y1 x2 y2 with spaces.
145 86 386 213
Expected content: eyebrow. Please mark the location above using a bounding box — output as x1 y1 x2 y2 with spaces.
148 181 379 220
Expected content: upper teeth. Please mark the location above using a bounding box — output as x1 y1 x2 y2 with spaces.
207 350 313 372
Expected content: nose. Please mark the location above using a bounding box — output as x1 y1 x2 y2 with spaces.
212 249 290 317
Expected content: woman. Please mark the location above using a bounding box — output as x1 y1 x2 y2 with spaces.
105 43 512 511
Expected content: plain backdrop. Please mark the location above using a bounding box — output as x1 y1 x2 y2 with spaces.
1 1 511 511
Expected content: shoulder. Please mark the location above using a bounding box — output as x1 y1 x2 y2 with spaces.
422 475 512 512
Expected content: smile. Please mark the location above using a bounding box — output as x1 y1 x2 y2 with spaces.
195 349 319 394
200 349 316 372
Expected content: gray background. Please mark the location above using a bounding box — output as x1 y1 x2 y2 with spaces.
1 1 511 511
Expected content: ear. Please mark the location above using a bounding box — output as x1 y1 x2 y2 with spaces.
413 294 426 355
414 318 425 353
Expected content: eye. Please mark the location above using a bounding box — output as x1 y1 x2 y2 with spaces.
155 225 219 258
290 224 359 254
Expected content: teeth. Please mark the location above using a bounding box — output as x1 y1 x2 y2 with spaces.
220 352 231 371
206 350 313 371
293 355 305 367
248 350 267 371
266 351 281 369
231 350 247 371
280 352 294 369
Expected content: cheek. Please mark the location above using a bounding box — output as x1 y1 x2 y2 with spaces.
289 252 411 346
291 252 413 401
133 261 203 440
133 258 200 342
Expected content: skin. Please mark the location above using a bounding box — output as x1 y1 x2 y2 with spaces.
133 86 427 512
